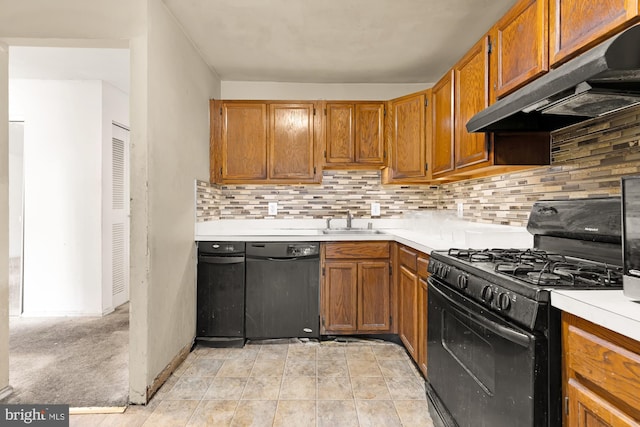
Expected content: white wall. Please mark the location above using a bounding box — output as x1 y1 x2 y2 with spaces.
221 81 432 100
8 80 128 317
0 41 10 398
135 0 220 400
8 122 23 258
10 79 104 316
101 82 130 314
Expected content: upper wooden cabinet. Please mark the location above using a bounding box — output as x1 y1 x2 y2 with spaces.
268 103 317 181
492 0 549 98
455 37 491 172
324 101 385 168
384 91 429 182
428 33 551 181
549 0 640 66
562 312 640 426
210 100 320 184
431 72 455 177
212 101 268 182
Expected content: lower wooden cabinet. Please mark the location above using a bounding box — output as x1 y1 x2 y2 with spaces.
396 244 430 377
321 242 391 334
399 264 419 360
562 312 640 426
417 257 430 378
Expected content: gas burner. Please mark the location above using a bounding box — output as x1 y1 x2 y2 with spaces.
470 252 493 262
527 272 561 284
495 262 536 275
551 263 623 287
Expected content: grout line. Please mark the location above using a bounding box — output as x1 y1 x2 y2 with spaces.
229 346 258 425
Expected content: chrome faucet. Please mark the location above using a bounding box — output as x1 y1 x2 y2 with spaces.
326 218 332 229
346 210 352 229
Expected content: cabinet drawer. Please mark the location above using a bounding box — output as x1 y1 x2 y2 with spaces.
325 242 390 259
564 315 640 412
417 256 430 278
398 246 417 270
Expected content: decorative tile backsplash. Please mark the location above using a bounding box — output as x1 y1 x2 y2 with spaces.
439 106 640 225
196 171 440 221
197 105 640 226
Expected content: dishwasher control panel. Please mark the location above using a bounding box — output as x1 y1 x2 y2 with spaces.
288 244 319 257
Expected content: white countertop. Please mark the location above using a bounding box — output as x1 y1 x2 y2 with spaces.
195 213 640 343
195 213 534 252
551 290 640 341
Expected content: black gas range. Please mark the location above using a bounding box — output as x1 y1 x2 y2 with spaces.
426 197 623 427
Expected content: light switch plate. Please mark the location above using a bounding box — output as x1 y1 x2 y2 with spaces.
457 202 464 217
268 202 278 215
371 202 381 217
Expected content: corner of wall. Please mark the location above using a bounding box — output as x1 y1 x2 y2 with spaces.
0 39 10 392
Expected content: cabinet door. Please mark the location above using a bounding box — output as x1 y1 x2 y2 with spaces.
550 0 640 66
455 36 491 170
418 276 428 378
398 265 419 361
355 103 385 165
322 262 358 333
431 71 455 177
326 103 355 164
269 103 317 180
358 261 390 332
389 93 427 180
493 0 549 98
567 379 638 427
221 102 268 181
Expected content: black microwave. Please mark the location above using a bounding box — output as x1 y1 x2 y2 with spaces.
622 176 640 300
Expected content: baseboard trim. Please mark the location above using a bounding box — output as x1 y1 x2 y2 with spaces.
146 340 193 402
0 385 14 401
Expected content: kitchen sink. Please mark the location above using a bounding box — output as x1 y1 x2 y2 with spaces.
322 228 386 235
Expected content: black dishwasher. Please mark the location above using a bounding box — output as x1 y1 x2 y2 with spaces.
196 241 245 347
245 242 320 340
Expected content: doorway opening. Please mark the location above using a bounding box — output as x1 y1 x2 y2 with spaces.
3 45 131 407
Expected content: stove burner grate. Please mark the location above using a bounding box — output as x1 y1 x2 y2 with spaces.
444 248 623 289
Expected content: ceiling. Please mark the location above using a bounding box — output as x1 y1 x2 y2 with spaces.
8 46 130 93
163 0 518 84
6 0 519 90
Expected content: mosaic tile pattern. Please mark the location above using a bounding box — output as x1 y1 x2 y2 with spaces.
196 171 440 221
439 106 640 226
197 106 640 226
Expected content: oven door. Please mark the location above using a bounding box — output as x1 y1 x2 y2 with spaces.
427 277 546 427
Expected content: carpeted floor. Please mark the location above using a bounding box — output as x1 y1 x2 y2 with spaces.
1 303 129 407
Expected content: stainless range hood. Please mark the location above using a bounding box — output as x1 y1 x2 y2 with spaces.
467 24 640 133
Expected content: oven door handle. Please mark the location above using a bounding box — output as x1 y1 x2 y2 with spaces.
430 280 532 348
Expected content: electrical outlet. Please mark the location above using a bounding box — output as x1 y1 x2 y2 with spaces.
457 202 464 218
371 202 381 217
268 202 278 216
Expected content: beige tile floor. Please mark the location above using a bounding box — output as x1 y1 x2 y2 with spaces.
70 340 435 427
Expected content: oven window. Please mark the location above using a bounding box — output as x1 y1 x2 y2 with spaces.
442 310 495 394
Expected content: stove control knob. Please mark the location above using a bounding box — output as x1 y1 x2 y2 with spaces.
481 285 494 302
443 266 451 278
457 274 468 290
497 293 511 311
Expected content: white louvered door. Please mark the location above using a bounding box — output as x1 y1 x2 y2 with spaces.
111 123 130 308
